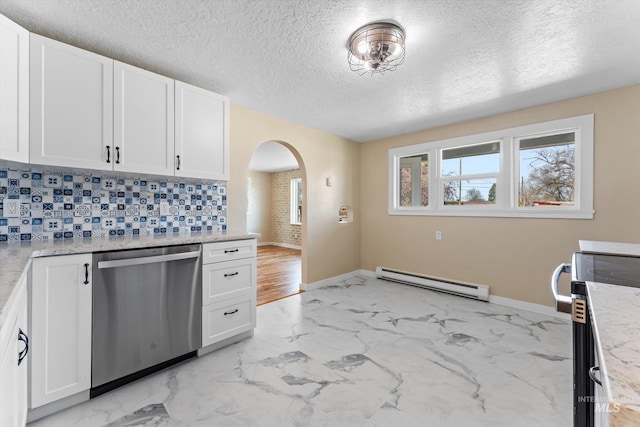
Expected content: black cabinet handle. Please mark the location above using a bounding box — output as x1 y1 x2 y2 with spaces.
224 309 239 316
224 249 239 254
18 329 29 366
106 145 111 163
589 366 602 386
176 155 181 171
224 272 239 277
115 147 120 164
84 263 90 284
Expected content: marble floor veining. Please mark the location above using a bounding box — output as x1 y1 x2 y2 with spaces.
30 276 572 427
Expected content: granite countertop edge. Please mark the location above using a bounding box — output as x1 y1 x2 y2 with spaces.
587 281 640 426
0 231 258 330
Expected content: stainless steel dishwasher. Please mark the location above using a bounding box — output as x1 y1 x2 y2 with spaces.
91 244 201 397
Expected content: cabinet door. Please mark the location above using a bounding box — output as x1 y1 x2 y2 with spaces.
114 61 175 175
30 34 113 170
31 254 92 408
0 275 28 427
0 15 29 163
175 81 229 180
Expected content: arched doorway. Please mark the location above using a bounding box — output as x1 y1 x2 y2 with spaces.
247 141 306 305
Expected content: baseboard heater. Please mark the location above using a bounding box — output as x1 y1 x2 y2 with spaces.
375 266 490 301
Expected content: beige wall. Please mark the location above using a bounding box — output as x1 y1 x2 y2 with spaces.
271 169 302 247
228 104 361 285
247 170 272 243
360 84 640 307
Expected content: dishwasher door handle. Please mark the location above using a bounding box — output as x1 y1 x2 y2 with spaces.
97 250 201 269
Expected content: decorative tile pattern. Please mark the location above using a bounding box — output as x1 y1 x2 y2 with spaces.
0 168 227 241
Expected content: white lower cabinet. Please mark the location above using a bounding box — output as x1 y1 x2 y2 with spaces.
202 297 253 346
0 274 28 427
30 254 92 409
201 240 256 348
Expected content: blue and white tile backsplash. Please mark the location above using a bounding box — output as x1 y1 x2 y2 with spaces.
0 168 227 242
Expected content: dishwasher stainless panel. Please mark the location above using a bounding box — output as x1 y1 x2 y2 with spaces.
91 244 201 391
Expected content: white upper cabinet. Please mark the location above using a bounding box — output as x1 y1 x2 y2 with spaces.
25 27 230 179
0 14 29 163
30 34 113 170
114 61 175 175
175 81 229 180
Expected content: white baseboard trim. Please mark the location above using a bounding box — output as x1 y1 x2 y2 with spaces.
306 269 570 320
257 241 301 250
301 270 365 292
489 295 571 320
359 269 377 279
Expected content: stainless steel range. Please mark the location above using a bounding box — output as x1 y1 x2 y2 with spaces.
552 242 640 427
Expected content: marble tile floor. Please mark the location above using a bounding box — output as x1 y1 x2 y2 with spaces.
30 276 572 427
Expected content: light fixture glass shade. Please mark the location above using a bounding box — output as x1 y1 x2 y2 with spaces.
347 21 405 76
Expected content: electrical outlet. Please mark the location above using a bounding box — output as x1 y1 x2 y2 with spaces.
3 199 20 218
435 230 442 240
160 200 170 216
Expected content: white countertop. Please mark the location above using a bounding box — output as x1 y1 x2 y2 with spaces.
0 231 257 330
580 240 640 257
588 282 640 426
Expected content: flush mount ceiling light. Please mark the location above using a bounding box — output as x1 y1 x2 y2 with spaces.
347 21 405 76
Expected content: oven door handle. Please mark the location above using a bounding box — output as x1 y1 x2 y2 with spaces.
551 263 572 305
589 366 603 386
97 251 201 269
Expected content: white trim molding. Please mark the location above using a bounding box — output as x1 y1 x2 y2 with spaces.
489 295 571 320
257 242 302 250
388 114 594 219
300 270 367 292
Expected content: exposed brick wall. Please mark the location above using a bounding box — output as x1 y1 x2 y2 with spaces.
271 169 301 247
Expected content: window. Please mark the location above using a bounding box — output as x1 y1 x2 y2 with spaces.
517 132 575 207
441 141 499 206
388 114 593 218
290 178 302 224
399 154 429 207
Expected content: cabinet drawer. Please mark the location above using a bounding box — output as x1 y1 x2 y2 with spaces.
202 298 254 347
202 239 256 264
203 258 255 304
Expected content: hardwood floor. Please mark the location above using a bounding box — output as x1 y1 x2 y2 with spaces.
257 245 302 306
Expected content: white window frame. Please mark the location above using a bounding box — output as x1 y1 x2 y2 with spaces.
290 177 302 225
399 155 423 207
388 114 594 219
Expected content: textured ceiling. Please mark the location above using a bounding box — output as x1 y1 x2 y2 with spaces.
1 0 639 143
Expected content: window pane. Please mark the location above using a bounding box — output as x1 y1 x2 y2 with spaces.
519 133 575 207
442 178 497 205
441 141 500 175
290 178 302 224
399 154 428 207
